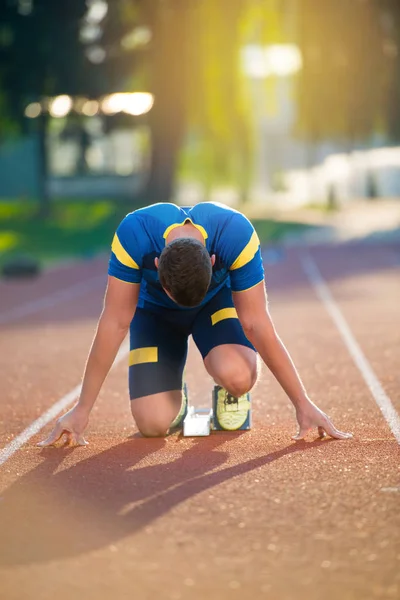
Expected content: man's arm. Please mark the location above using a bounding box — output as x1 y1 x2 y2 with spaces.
38 277 139 446
233 281 352 440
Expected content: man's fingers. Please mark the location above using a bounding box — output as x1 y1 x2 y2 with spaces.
292 418 353 442
291 426 310 441
326 428 353 440
69 433 89 446
63 431 73 446
37 422 67 447
321 418 353 440
38 428 88 448
62 431 88 447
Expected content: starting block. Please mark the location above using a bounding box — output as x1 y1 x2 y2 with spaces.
183 406 213 437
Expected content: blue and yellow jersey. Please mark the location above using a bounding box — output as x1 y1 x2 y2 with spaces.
108 202 264 308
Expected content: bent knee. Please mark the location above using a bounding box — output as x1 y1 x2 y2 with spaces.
134 416 170 438
130 390 183 438
131 411 171 438
216 363 258 397
138 424 169 438
206 347 258 397
223 374 255 397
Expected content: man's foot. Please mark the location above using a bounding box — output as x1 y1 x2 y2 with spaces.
213 385 251 431
170 383 189 429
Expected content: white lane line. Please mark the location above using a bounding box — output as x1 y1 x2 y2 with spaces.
0 342 129 467
0 275 105 325
301 253 400 444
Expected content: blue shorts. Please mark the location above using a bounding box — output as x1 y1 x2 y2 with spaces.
128 285 255 399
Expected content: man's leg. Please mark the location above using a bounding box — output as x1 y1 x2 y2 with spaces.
129 307 188 437
203 344 258 397
192 286 259 396
130 391 184 438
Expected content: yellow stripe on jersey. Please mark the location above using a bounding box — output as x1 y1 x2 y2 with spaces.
230 231 260 271
211 307 238 326
129 347 158 366
163 219 208 241
111 233 139 269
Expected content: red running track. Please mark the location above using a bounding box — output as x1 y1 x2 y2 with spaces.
0 243 399 600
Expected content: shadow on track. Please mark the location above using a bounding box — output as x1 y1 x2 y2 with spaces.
0 435 335 566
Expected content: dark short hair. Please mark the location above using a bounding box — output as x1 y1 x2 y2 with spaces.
158 238 212 307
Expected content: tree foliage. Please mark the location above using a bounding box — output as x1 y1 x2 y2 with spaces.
1 0 399 208
128 0 254 202
296 0 400 145
184 0 251 198
0 0 88 122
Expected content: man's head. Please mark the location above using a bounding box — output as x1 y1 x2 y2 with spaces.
157 238 213 307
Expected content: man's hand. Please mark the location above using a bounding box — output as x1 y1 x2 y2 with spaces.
293 398 353 441
38 405 89 447
36 277 139 449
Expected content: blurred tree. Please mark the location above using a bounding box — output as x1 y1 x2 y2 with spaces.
184 0 252 202
296 0 400 153
380 0 400 143
132 0 253 203
0 0 258 208
136 0 190 204
1 0 399 211
0 0 145 211
0 0 90 213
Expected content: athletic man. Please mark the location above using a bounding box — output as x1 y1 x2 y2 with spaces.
39 202 352 446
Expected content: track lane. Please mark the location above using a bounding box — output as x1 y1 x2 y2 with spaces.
0 257 106 316
0 286 104 440
306 243 400 416
0 244 399 600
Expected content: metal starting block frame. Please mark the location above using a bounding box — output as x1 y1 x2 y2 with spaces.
183 406 213 437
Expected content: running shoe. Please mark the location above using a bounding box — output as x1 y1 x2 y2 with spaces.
213 385 251 431
170 382 189 429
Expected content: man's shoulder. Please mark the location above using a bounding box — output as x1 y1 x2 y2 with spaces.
121 201 252 236
191 201 243 219
119 203 182 237
132 201 246 222
195 202 254 232
133 202 182 221
191 202 253 232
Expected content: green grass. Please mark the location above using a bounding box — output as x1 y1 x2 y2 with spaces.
0 200 314 271
0 200 133 269
252 218 313 244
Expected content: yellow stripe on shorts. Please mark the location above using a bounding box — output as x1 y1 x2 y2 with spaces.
230 231 260 270
129 347 158 366
211 307 238 326
111 234 140 269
